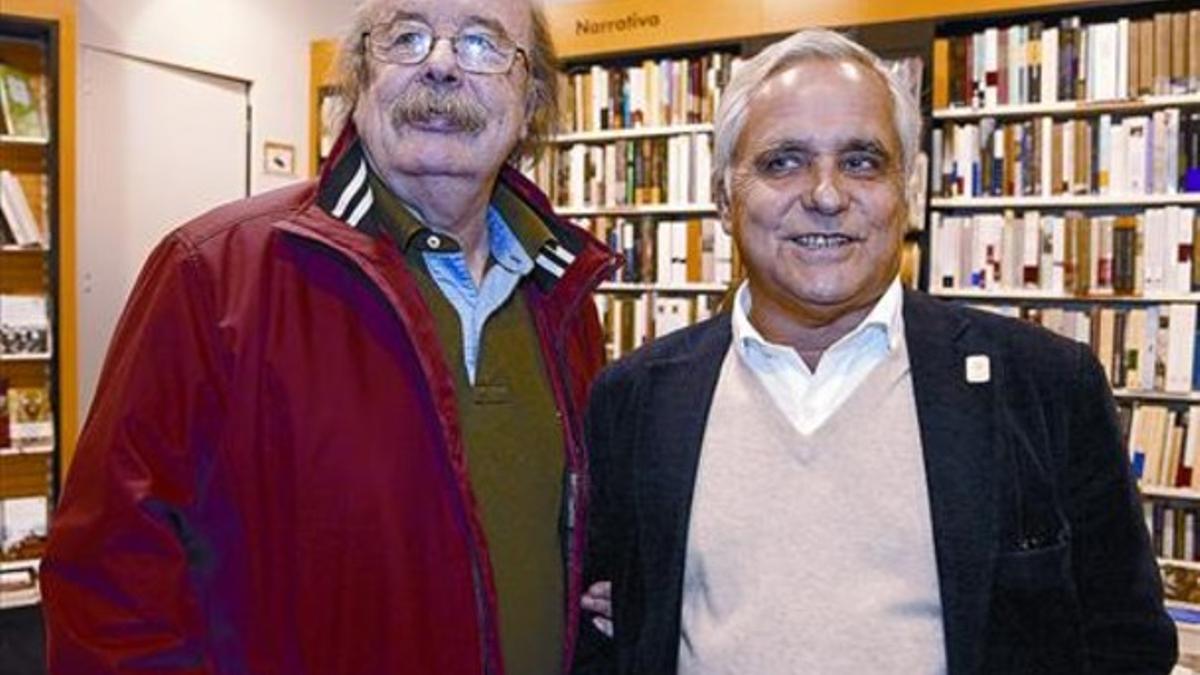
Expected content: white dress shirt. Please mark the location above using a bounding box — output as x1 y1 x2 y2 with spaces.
730 277 906 435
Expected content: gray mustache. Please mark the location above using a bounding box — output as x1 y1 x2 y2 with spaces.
391 87 488 134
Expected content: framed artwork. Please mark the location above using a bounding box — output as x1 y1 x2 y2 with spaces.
264 141 296 176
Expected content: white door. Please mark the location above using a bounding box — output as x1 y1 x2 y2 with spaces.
78 48 249 422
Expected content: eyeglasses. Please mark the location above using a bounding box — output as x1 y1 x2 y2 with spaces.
363 20 529 75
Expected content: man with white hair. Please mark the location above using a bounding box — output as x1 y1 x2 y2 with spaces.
41 0 613 672
573 28 1175 673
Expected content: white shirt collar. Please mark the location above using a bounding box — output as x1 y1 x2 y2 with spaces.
732 277 905 359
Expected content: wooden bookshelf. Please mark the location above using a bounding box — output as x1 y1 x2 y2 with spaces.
557 204 720 218
1 0 76 487
933 289 1200 303
0 0 76 617
551 123 713 144
934 93 1200 120
932 194 1200 210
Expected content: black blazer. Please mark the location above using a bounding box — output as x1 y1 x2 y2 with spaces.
572 291 1177 674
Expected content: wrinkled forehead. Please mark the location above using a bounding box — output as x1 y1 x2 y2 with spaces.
369 0 534 42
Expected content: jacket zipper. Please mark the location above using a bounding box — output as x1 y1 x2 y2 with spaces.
547 255 619 672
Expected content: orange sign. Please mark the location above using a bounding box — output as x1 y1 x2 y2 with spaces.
546 0 763 59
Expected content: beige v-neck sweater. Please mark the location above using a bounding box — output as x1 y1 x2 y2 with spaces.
678 334 947 673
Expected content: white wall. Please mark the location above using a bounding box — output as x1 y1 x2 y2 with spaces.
78 0 355 195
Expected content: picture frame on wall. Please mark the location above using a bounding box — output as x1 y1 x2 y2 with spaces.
264 141 296 177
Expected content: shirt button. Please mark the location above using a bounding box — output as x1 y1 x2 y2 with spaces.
427 234 441 249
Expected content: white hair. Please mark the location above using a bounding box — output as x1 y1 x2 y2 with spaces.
713 28 922 205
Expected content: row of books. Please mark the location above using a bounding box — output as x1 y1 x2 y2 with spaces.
1146 501 1200 566
931 110 1200 198
1121 403 1200 488
597 293 722 361
975 304 1200 395
0 294 50 357
558 52 740 133
580 217 735 286
1 382 54 454
933 208 1199 296
933 11 1200 110
0 170 43 247
533 134 715 209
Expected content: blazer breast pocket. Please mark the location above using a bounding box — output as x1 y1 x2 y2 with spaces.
993 540 1072 592
987 541 1085 674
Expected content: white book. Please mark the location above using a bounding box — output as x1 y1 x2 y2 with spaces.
714 223 733 284
670 219 688 285
1167 304 1197 393
589 65 604 131
656 221 673 285
694 134 713 205
604 145 618 207
1109 122 1128 195
1117 19 1130 101
1051 216 1067 294
1009 26 1023 106
1144 208 1163 293
0 170 40 247
933 213 953 288
1000 215 1018 289
1039 214 1055 292
1042 27 1059 104
1177 208 1196 293
568 145 586 208
1187 406 1200 488
1144 306 1162 392
633 295 649 349
1022 211 1041 288
1152 111 1169 194
984 28 999 108
1125 117 1149 195
1098 115 1113 194
1166 109 1181 195
1093 23 1120 101
653 297 692 338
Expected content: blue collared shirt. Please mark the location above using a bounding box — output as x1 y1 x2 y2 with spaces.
422 207 535 385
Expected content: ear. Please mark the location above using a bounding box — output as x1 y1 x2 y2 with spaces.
716 175 734 236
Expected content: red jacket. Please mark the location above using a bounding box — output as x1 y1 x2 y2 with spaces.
41 131 615 674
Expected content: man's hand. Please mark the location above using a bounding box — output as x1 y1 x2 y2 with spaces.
581 581 613 638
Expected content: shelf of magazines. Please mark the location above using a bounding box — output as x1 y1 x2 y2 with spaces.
0 558 40 610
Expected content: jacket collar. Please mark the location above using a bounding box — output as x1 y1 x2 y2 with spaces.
312 124 616 300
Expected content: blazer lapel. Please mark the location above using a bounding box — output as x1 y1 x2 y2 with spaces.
633 314 732 671
905 292 1002 675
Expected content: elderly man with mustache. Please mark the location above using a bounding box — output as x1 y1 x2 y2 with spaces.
40 1 613 673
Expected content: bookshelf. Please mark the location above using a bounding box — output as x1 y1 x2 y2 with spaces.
0 0 76 621
926 4 1200 632
517 48 742 359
